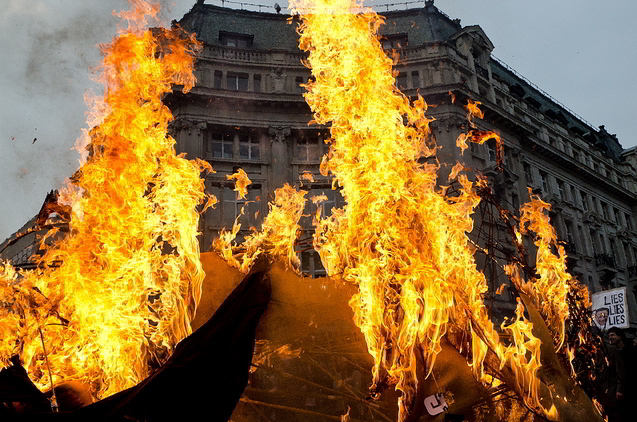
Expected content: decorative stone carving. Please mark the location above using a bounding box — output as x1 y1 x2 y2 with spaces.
272 68 286 93
269 126 291 143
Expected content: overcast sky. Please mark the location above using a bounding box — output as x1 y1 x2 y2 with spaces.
1 0 635 242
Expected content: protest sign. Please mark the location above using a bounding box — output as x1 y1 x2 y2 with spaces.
591 287 629 329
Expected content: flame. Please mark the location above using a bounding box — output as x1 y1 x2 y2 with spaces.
227 168 252 200
213 181 308 273
0 0 209 400
517 189 572 351
289 0 579 420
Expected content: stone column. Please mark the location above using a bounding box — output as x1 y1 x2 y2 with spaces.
171 119 206 158
268 126 291 194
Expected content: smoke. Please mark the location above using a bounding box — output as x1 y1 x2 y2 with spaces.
0 0 191 243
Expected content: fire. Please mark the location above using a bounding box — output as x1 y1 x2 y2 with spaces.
0 0 600 420
289 0 588 420
0 0 210 400
213 180 308 273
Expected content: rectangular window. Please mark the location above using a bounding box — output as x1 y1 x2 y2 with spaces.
511 192 519 211
295 76 305 94
578 225 586 254
220 32 253 48
207 132 233 159
300 251 326 278
238 134 260 160
396 72 408 90
601 201 609 220
565 220 575 244
540 171 549 195
523 162 533 184
222 185 261 228
297 136 320 162
411 71 420 88
556 179 565 199
227 72 248 91
253 74 261 92
214 71 222 89
626 213 634 231
487 140 497 163
624 242 634 266
381 34 408 50
304 188 345 221
581 192 589 211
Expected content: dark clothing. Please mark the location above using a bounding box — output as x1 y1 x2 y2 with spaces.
616 343 636 422
599 344 625 422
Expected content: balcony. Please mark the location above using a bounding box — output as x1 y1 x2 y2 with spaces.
595 253 616 269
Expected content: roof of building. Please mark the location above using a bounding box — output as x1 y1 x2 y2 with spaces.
177 2 461 51
178 1 625 161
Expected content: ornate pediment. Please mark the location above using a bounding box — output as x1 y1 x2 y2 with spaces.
450 25 495 54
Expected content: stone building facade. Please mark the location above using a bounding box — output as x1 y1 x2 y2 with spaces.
165 1 637 326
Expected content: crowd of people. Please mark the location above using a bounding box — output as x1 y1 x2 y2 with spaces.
584 309 636 422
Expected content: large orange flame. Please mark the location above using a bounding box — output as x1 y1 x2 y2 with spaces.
289 0 574 419
0 0 210 400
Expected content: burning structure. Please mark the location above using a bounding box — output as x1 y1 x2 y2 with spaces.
0 0 633 421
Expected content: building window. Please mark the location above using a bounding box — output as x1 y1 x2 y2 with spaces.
207 132 233 159
300 251 326 278
396 71 408 90
381 34 408 50
590 228 600 254
301 187 346 227
214 71 222 89
219 31 253 48
487 139 497 163
626 213 634 231
600 201 609 220
581 192 589 211
540 171 549 195
297 136 320 162
523 162 533 184
612 207 620 224
611 238 621 266
295 76 305 94
253 74 261 92
511 192 519 211
556 179 565 200
227 72 248 91
565 220 575 244
624 242 634 266
238 134 260 160
411 70 420 88
222 185 261 228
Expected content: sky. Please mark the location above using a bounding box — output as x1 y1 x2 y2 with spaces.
1 0 636 242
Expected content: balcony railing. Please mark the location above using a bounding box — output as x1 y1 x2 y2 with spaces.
595 253 616 269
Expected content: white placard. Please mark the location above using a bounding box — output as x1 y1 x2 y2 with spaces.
591 287 629 329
